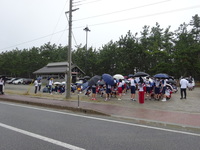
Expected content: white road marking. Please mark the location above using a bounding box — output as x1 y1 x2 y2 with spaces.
0 122 85 150
1 101 200 137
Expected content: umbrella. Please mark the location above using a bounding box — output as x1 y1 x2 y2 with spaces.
133 72 149 77
102 73 115 85
167 79 176 84
37 76 42 80
82 82 89 91
128 74 134 78
61 81 66 85
166 84 173 91
154 73 169 79
53 82 61 85
88 75 101 86
83 76 90 79
76 80 83 84
113 74 124 80
0 75 9 81
97 80 105 86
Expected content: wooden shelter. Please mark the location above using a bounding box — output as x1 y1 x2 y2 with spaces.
33 62 85 83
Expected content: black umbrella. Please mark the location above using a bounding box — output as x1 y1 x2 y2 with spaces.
97 80 105 86
83 76 90 79
167 79 176 84
88 75 101 86
128 74 134 78
154 73 169 79
0 75 9 81
133 72 149 77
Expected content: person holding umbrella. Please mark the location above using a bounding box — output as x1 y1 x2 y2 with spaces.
91 84 97 100
130 76 137 101
117 79 123 100
102 74 115 101
144 77 152 100
160 78 167 102
154 78 161 100
138 77 145 104
105 83 112 101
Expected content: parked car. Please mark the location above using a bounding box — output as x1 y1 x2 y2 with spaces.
6 78 18 84
23 78 33 85
13 78 24 84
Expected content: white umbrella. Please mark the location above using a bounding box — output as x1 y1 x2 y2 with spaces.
61 81 66 85
76 80 83 84
113 74 124 80
53 82 61 85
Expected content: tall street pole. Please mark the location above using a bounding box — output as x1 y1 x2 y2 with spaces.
65 0 72 99
83 26 90 72
83 26 90 50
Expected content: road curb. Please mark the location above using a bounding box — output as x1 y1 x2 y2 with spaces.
0 97 110 117
112 115 200 133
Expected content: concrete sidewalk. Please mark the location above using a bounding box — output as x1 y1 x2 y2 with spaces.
0 89 200 132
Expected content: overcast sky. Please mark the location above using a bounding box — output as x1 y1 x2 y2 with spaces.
0 0 199 52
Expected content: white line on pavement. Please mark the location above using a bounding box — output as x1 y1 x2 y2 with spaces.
0 122 85 150
1 101 200 137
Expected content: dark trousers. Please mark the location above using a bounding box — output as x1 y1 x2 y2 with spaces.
38 85 41 91
180 88 186 98
0 85 3 94
35 86 38 94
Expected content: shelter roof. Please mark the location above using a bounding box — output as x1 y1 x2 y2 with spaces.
33 62 85 75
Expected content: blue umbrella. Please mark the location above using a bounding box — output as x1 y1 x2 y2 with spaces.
37 76 42 80
82 82 89 91
102 73 115 86
154 73 169 79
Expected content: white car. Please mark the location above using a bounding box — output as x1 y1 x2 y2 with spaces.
6 78 17 84
13 78 24 84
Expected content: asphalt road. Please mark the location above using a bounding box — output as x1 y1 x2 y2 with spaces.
0 101 200 150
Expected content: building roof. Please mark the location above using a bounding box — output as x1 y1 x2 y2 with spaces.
33 62 85 75
47 62 69 67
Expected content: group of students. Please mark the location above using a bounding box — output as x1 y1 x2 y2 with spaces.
124 76 172 102
86 76 173 102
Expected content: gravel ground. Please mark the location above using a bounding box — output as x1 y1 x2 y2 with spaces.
3 84 200 113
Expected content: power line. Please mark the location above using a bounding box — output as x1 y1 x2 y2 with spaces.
0 29 67 51
49 0 68 43
73 5 200 28
74 0 171 22
73 0 102 7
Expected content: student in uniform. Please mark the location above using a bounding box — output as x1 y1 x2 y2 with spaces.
130 77 137 101
0 78 4 94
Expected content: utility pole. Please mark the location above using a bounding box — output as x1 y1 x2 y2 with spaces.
65 0 78 99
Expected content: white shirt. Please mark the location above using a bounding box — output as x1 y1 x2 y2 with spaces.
34 80 38 86
180 78 188 89
0 79 4 85
138 83 144 91
118 82 123 87
145 80 151 87
130 79 136 86
49 80 53 86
